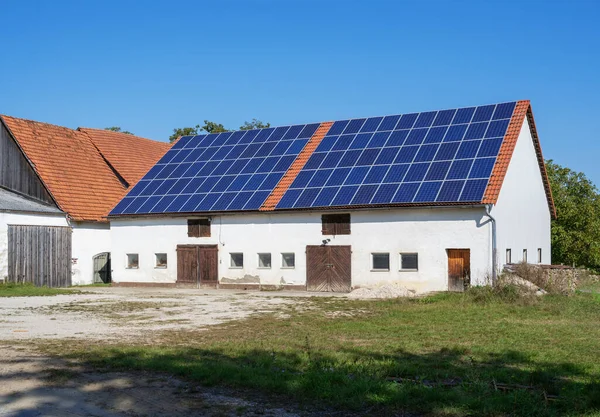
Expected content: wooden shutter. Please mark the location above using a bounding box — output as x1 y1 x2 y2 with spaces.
199 219 211 237
322 214 351 235
188 219 200 237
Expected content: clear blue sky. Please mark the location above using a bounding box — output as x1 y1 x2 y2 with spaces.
1 1 599 184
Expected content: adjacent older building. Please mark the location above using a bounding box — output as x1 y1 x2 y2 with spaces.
0 116 170 286
108 100 555 293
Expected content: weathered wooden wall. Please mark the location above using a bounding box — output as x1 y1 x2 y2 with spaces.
7 225 72 287
0 121 54 204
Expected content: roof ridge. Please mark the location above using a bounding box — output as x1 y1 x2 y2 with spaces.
0 114 81 132
77 126 167 145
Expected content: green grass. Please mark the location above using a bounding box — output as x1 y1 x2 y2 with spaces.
0 282 75 297
44 291 600 416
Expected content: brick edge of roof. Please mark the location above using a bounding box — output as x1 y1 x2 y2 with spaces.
260 122 334 211
482 100 556 219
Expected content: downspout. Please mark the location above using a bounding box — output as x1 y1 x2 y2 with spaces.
484 204 497 286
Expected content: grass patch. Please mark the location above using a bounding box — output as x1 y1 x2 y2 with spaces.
0 282 75 297
41 292 600 416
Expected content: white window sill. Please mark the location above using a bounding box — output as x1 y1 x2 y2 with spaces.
399 269 418 272
155 266 167 269
281 267 296 269
126 267 139 270
371 269 390 272
257 267 272 269
229 266 243 269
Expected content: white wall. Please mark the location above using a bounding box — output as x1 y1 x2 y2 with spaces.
71 222 111 285
491 117 552 268
110 207 492 292
0 212 69 280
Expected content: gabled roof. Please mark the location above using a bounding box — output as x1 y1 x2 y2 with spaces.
110 100 555 219
0 115 170 222
79 127 171 186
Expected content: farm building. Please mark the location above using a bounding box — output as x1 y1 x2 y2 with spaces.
109 100 555 293
0 116 170 286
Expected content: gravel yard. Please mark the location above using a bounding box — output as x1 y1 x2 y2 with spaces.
0 287 345 417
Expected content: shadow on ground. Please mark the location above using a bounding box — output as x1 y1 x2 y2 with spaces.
60 344 600 417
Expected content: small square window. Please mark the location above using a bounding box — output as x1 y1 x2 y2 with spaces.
230 253 243 268
155 253 167 268
506 249 512 264
523 249 528 263
282 253 295 268
372 253 390 271
537 248 542 264
126 254 139 269
258 253 272 268
400 253 418 270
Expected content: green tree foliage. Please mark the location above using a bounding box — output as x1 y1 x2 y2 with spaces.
104 127 133 135
546 159 600 268
169 119 269 142
169 126 200 143
239 119 270 130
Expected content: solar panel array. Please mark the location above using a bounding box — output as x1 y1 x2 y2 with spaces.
110 101 517 216
110 123 320 215
276 102 516 210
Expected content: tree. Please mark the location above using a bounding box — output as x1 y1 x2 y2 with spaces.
200 120 229 134
169 119 270 142
169 126 200 143
240 119 270 130
104 127 133 135
546 160 600 269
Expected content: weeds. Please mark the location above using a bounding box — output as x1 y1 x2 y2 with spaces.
0 282 75 297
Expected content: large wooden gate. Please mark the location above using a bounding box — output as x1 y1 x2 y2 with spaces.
7 225 72 287
306 245 351 292
447 249 471 292
176 245 218 287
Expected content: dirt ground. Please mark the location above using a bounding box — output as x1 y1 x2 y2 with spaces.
0 288 346 416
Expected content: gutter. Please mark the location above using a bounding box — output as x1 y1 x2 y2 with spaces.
484 204 497 285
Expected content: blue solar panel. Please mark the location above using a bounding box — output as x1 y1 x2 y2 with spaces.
275 101 516 210
111 101 516 216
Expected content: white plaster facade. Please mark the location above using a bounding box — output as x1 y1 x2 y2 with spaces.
0 212 69 281
110 207 491 292
108 114 553 292
490 117 552 267
70 222 111 285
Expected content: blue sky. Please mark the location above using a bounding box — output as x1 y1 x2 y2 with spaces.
1 1 599 184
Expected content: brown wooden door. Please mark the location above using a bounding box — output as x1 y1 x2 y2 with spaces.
177 245 218 287
306 245 351 292
177 246 199 285
448 249 471 292
198 245 218 284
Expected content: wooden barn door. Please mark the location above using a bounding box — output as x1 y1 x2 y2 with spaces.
448 249 470 292
7 225 72 287
306 245 351 292
93 252 111 284
177 245 218 287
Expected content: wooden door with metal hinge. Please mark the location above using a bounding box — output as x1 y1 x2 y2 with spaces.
447 249 471 292
176 245 218 287
306 245 351 292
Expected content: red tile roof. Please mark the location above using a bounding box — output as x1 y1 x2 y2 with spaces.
261 122 333 211
482 100 556 218
1 115 170 222
79 128 170 186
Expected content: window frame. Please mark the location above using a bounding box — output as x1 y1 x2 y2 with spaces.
155 253 167 269
371 252 390 271
188 218 211 238
281 252 296 269
399 253 418 271
126 253 139 269
321 213 351 235
257 253 272 269
229 252 244 269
